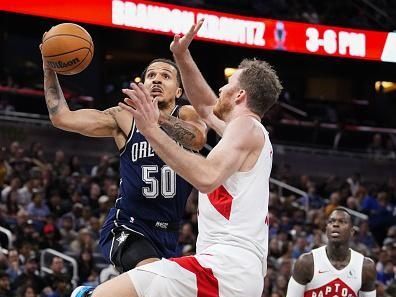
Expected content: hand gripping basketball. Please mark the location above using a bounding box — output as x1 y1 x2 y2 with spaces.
41 23 94 75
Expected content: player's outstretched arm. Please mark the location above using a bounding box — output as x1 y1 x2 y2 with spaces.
171 20 226 135
158 106 206 151
120 83 261 192
41 49 130 139
359 257 376 296
286 253 313 297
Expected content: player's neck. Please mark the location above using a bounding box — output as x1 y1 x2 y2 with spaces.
232 110 261 123
159 102 176 116
326 243 350 262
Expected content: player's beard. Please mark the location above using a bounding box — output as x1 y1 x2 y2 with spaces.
213 99 232 121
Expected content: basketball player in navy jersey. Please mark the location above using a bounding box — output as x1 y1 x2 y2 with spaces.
41 43 207 272
286 207 376 297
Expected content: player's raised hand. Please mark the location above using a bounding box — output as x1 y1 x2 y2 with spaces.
119 83 160 135
40 32 50 71
170 19 204 55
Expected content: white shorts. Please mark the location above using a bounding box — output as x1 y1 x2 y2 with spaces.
127 244 264 297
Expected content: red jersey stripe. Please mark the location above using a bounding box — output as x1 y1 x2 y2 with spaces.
207 185 233 220
170 256 219 297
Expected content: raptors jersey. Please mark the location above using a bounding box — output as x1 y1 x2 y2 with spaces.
304 246 364 297
100 105 193 258
197 119 272 271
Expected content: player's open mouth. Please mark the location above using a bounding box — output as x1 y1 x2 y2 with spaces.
151 86 163 95
330 231 340 237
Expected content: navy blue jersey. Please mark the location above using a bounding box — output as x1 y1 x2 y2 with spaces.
100 105 193 259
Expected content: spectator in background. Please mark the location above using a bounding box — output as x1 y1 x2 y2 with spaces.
52 150 66 177
175 221 196 256
90 155 115 178
26 188 50 226
324 191 341 217
1 176 21 203
68 155 85 175
78 249 95 284
291 237 309 259
70 228 96 255
346 173 361 196
42 257 71 295
377 261 395 286
355 221 378 250
383 225 396 246
367 133 385 158
96 196 110 226
6 249 22 283
0 147 11 188
39 215 63 251
5 189 21 221
87 183 101 210
58 215 78 250
384 134 396 159
298 184 324 210
16 285 38 297
13 255 45 294
47 274 72 297
99 264 118 284
0 270 12 297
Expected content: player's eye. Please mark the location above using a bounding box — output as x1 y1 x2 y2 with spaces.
147 72 155 78
163 73 170 79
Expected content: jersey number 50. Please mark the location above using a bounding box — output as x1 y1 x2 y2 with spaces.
142 165 176 199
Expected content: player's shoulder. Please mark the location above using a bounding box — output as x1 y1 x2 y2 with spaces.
226 116 263 135
292 252 314 284
225 116 265 147
361 256 377 291
362 256 376 271
297 251 314 267
178 104 197 116
178 105 204 122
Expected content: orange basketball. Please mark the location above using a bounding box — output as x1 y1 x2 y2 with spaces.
42 23 94 75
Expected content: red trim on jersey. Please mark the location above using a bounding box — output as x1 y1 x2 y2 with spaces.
304 278 357 297
170 256 219 297
207 185 233 220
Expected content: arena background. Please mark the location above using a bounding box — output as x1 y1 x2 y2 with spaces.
0 1 395 296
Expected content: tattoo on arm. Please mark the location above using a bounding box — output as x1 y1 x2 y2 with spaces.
103 107 124 120
44 69 68 116
160 114 198 149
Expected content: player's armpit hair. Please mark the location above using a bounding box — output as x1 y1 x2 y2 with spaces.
359 290 376 297
286 277 306 297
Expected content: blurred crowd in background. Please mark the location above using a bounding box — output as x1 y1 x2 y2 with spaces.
0 140 394 297
0 1 395 296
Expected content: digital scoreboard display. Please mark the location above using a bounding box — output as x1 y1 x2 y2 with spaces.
1 0 395 63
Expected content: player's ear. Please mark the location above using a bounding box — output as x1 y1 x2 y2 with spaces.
235 89 246 104
176 88 183 99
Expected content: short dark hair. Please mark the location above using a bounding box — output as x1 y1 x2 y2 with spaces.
141 58 182 88
330 207 353 225
238 59 282 117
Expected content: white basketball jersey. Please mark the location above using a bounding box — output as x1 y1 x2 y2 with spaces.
305 246 364 297
196 120 272 270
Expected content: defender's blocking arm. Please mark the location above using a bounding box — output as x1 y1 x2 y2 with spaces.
171 20 226 135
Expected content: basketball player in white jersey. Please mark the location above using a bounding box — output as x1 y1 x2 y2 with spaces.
286 207 377 297
71 20 282 297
